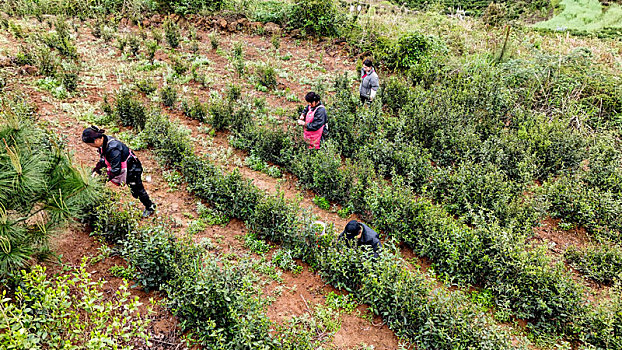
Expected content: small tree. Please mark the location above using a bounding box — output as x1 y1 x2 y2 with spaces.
0 94 103 281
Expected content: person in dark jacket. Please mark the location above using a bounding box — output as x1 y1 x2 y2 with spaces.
359 59 379 105
82 126 156 218
297 92 328 149
338 220 382 258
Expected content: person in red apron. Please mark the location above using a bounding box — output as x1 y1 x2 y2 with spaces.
82 126 156 217
297 92 328 150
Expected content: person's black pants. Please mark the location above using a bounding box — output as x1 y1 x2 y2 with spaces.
360 95 370 105
127 158 153 209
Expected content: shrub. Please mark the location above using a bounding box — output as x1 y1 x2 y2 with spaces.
91 197 140 244
541 174 622 243
135 77 157 95
58 59 80 92
164 253 274 347
170 54 188 75
208 31 219 49
208 96 252 132
127 34 141 56
251 0 289 23
566 244 622 285
163 19 180 49
142 111 194 166
115 88 148 129
160 85 178 107
290 141 353 203
272 248 302 273
0 263 151 348
287 0 344 37
580 283 622 348
256 62 278 89
357 136 433 192
380 76 411 116
156 0 224 16
381 32 432 71
123 226 191 291
182 97 209 122
428 161 537 231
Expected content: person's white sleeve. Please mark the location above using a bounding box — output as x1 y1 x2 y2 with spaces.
370 89 377 100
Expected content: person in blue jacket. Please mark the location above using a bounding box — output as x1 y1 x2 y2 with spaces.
339 220 382 258
82 126 156 217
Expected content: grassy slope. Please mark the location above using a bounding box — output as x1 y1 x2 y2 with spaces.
534 0 622 31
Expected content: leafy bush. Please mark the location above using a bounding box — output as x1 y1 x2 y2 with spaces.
0 263 151 348
287 0 344 37
313 196 330 210
160 85 178 107
208 95 252 132
251 0 289 23
291 141 353 203
272 248 302 273
58 59 80 92
91 197 140 244
381 32 432 71
142 110 194 167
135 77 157 95
163 19 180 48
541 174 622 243
164 253 275 347
580 282 622 348
122 226 185 291
566 244 622 285
115 88 148 129
156 0 224 16
182 97 209 122
428 162 537 231
256 62 278 89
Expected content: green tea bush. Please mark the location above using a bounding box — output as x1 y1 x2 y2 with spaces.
232 122 298 166
243 232 272 254
362 179 585 331
291 141 353 203
247 192 301 246
287 0 345 37
380 32 432 71
142 110 194 166
580 283 622 348
272 248 302 273
0 263 151 348
115 88 148 129
208 96 252 132
428 162 537 231
380 76 411 116
251 0 289 23
122 226 183 291
156 0 224 16
42 16 77 58
135 77 157 95
357 135 433 191
91 197 140 244
182 97 209 122
164 254 275 347
541 174 622 243
160 85 178 107
256 62 278 89
566 244 622 285
163 19 180 49
58 59 80 92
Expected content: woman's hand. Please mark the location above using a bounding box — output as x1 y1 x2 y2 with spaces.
297 119 306 126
